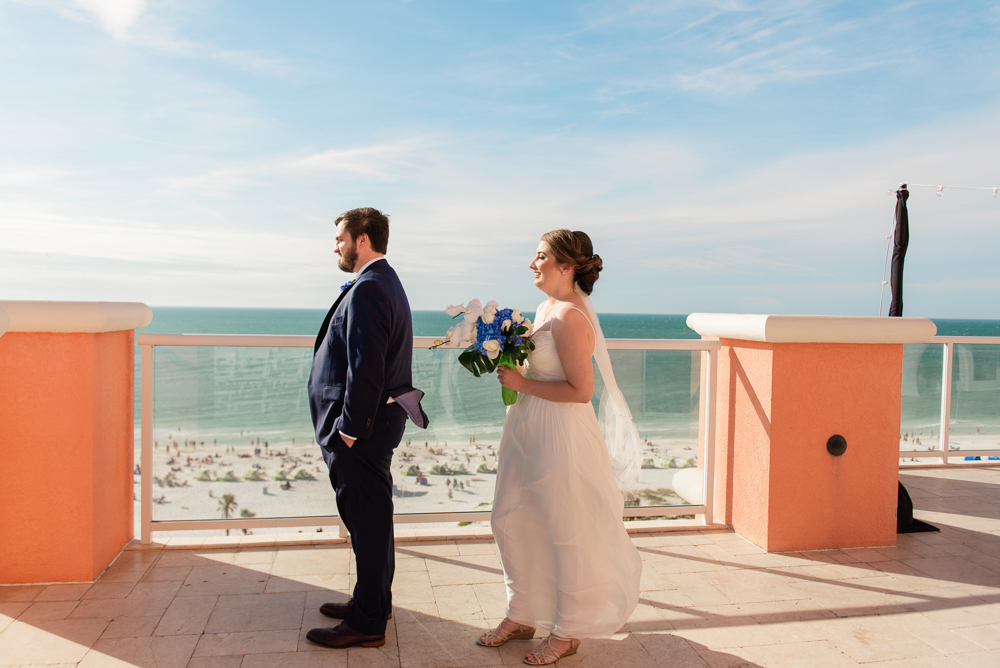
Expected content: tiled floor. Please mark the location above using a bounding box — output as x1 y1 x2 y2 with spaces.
2 467 1000 667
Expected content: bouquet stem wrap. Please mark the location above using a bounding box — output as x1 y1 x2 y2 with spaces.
498 353 518 406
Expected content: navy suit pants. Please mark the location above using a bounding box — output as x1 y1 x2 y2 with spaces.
321 403 406 636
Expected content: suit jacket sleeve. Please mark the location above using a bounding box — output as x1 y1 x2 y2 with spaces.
333 279 390 440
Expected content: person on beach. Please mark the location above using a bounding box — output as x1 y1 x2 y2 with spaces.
306 207 428 649
479 229 642 665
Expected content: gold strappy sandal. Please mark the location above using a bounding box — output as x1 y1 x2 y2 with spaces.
523 636 580 665
476 619 536 647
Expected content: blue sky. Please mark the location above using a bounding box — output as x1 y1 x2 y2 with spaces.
2 1 999 317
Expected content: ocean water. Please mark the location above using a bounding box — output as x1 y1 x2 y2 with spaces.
136 308 703 448
135 309 1000 450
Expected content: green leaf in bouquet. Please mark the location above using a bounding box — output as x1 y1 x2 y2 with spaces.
458 349 483 377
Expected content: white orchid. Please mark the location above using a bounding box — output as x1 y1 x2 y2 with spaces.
455 321 475 346
442 321 475 348
444 304 466 317
482 339 502 360
464 299 483 323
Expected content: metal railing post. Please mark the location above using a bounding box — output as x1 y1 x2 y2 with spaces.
702 348 718 525
140 343 153 544
939 342 953 465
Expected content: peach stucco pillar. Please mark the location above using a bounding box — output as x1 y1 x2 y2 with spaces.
0 301 152 583
687 314 937 553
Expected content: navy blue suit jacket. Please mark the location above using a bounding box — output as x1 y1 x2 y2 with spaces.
308 259 427 447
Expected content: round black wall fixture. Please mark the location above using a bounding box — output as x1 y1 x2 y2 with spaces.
827 434 847 456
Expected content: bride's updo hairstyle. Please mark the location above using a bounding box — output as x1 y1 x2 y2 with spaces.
541 229 603 295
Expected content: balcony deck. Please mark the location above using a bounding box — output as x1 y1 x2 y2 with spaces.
2 467 999 668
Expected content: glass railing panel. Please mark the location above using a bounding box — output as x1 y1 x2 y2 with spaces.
598 350 704 516
899 342 944 464
396 348 705 517
149 345 328 523
145 344 708 526
949 343 1000 459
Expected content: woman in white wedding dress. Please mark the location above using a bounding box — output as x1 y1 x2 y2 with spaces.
476 229 642 665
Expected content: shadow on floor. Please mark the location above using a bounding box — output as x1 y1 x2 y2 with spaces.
0 543 767 668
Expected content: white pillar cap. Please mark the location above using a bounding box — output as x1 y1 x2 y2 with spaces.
0 301 153 334
686 313 937 344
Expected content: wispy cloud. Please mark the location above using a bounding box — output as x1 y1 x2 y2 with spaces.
30 0 289 75
558 1 915 96
637 246 827 277
159 137 436 197
136 34 291 76
675 38 893 93
0 166 72 187
73 0 145 40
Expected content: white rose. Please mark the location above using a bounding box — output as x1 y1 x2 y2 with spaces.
501 319 512 332
444 304 466 317
482 339 502 360
482 311 495 324
522 318 533 335
511 309 524 323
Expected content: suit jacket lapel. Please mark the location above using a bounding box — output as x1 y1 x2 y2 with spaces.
314 282 355 355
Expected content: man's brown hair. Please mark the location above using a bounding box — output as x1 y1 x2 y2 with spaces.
336 207 390 254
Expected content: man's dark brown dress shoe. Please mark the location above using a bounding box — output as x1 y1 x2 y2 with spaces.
306 621 386 648
320 598 392 620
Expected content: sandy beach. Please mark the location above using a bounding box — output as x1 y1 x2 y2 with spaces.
133 430 702 537
132 420 1000 537
899 426 1000 461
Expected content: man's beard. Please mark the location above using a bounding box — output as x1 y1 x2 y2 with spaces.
338 243 358 273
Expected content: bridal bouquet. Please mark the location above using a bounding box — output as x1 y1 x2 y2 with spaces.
431 299 534 406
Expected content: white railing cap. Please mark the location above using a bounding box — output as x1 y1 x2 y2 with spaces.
686 313 937 344
0 300 153 334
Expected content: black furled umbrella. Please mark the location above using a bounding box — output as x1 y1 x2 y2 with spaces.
889 183 939 533
888 185 909 317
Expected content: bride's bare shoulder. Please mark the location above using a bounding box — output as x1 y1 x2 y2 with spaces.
550 302 593 334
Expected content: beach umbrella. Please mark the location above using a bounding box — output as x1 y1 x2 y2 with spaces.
888 184 940 533
888 185 909 317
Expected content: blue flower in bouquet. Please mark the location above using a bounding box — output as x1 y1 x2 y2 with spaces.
475 307 513 358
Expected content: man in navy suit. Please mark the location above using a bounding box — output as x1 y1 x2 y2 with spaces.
306 207 427 649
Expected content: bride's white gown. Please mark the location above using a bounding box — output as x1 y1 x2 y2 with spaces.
491 312 642 639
